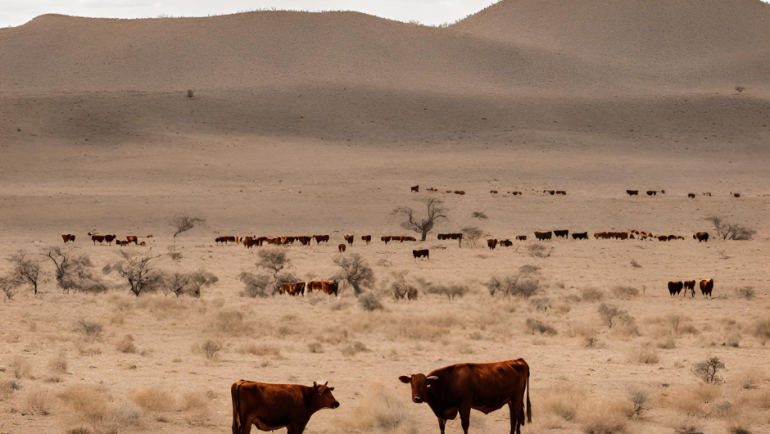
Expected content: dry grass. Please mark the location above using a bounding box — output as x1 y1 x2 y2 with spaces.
541 385 587 424
116 334 137 353
339 383 415 433
627 343 659 364
525 317 557 335
129 386 175 412
11 355 34 380
76 319 103 340
0 380 20 401
210 309 253 336
341 341 369 357
237 342 282 358
308 342 324 353
58 384 111 423
25 388 53 416
612 285 640 299
579 397 633 433
663 383 721 417
580 287 604 302
180 391 212 426
199 339 222 360
753 319 770 344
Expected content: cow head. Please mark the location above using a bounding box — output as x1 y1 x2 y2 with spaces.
312 381 340 410
399 374 438 404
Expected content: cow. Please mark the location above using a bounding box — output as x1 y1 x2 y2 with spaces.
104 234 117 246
703 192 712 196
544 190 555 195
688 193 696 198
732 193 741 198
413 249 429 260
571 232 588 240
344 234 354 246
338 244 346 253
516 236 527 241
117 240 129 247
231 380 339 434
693 232 709 242
399 359 531 434
244 238 261 249
404 236 417 242
89 233 105 245
280 282 306 297
297 236 312 246
126 236 139 245
511 191 522 196
307 280 339 296
361 235 372 245
139 241 146 246
487 239 498 250
683 280 696 297
392 236 404 242
455 191 466 195
556 191 566 195
313 235 330 244
534 231 552 241
661 190 666 194
499 240 513 247
627 190 639 196
411 185 420 193
428 188 438 192
700 279 714 298
382 236 392 244
553 230 569 239
667 235 678 241
61 234 76 243
437 234 447 240
668 281 683 296
490 190 498 194
646 190 658 196
216 237 227 245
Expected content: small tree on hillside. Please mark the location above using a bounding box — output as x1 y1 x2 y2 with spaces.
461 226 484 248
105 250 164 297
391 198 448 241
170 214 206 244
43 247 106 293
4 251 43 295
706 216 756 240
163 269 218 298
333 253 375 296
239 248 295 297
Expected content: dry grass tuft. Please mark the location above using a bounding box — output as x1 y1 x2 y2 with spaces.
612 286 640 299
753 319 770 344
341 341 369 357
11 356 34 380
116 334 137 353
0 380 20 401
627 343 659 364
580 287 604 302
663 384 721 417
76 319 103 340
180 391 211 426
65 427 94 434
525 317 557 335
339 383 415 433
25 388 53 416
579 397 632 433
308 342 324 353
542 385 586 423
210 309 253 336
237 342 282 358
129 386 175 412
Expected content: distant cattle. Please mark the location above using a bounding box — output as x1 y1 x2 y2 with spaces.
381 236 392 244
231 380 339 434
403 236 417 242
139 241 146 246
553 230 569 239
534 231 552 241
243 237 261 249
646 190 658 196
280 282 306 297
627 190 639 196
413 249 429 260
732 192 741 198
411 185 419 192
703 192 712 196
683 280 696 297
399 359 530 434
499 240 513 247
668 281 684 296
89 233 105 245
297 236 312 246
126 236 139 245
307 280 339 296
556 190 566 195
688 193 696 198
487 239 498 250
104 234 117 245
510 191 522 196
455 191 465 195
428 187 438 192
338 244 346 253
693 232 709 242
544 190 555 195
117 240 129 247
571 232 588 240
344 234 354 245
313 235 330 244
490 190 498 194
516 236 527 241
61 234 76 243
700 279 714 297
361 235 372 245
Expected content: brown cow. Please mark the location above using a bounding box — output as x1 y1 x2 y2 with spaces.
411 185 419 192
553 230 569 239
307 280 339 296
61 234 76 243
490 190 498 194
361 235 372 245
700 279 714 297
683 280 696 297
646 190 658 196
571 232 588 240
297 236 312 246
627 190 639 196
455 191 466 195
231 380 339 434
556 190 566 195
693 232 709 242
516 236 527 241
399 359 531 434
404 236 417 242
499 240 513 247
117 240 129 247
381 236 392 244
344 234 354 246
338 244 346 253
104 234 117 245
487 239 498 250
668 281 683 296
313 235 330 244
428 187 438 192
89 233 105 245
511 191 522 196
534 231 552 241
688 193 696 198
731 192 741 198
139 241 147 246
413 249 429 260
126 236 138 245
280 282 306 297
544 190 555 195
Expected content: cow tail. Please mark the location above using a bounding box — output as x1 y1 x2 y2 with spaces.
526 369 532 424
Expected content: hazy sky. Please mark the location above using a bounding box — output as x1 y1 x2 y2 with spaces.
1 0 500 28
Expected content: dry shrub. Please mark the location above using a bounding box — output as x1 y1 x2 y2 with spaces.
200 339 222 360
657 337 676 349
486 275 541 298
47 352 68 381
316 327 349 345
129 386 175 412
664 384 721 417
580 287 604 302
0 380 20 401
542 385 586 423
237 343 282 358
733 370 765 390
12 356 34 380
753 319 770 345
529 297 551 312
692 357 725 384
58 384 110 422
416 278 469 299
525 317 557 336
735 287 755 300
308 342 324 353
612 286 639 299
387 314 456 342
66 427 94 434
341 341 369 357
26 388 53 416
360 293 384 311
527 243 552 259
627 343 659 364
116 335 137 353
599 304 638 337
728 421 754 434
211 310 252 336
579 397 632 433
672 419 704 434
181 391 211 426
680 323 699 335
340 383 414 433
77 319 103 340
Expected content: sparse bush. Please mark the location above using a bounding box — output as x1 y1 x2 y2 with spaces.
486 275 541 298
44 247 106 293
116 335 137 353
598 304 633 329
390 271 418 300
754 319 770 344
706 216 756 241
628 344 659 364
359 293 384 311
581 287 604 302
129 386 175 412
105 250 165 297
2 250 42 295
391 197 449 241
163 269 217 298
630 259 641 268
25 389 53 415
334 253 375 296
0 380 20 401
658 337 676 349
729 422 753 434
0 278 19 300
526 317 557 335
239 273 272 298
201 339 222 360
735 287 755 300
691 357 725 384
519 265 541 275
527 243 552 259
612 286 639 299
48 352 68 375
237 343 281 357
240 249 293 297
542 386 585 422
341 341 369 357
308 342 323 353
579 398 630 434
11 356 34 380
630 389 648 417
419 279 469 299
167 246 183 262
530 297 551 312
341 383 414 432
461 226 484 248
77 319 103 339
471 211 488 219
170 214 205 243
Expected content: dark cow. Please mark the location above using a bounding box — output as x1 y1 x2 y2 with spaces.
437 234 448 240
511 191 522 196
556 191 566 195
307 280 339 296
61 234 76 243
516 236 527 241
455 191 466 195
231 380 339 434
280 282 306 297
693 232 709 242
428 187 438 192
490 190 498 194
313 235 330 244
413 249 429 260
499 240 513 247
487 239 498 250
700 279 714 297
627 190 639 196
361 235 372 245
382 236 392 244
683 280 696 297
139 241 146 246
646 190 658 196
297 236 312 246
399 359 531 434
338 244 346 253
126 236 139 245
103 234 117 246
668 281 683 296
544 190 555 195
117 240 129 247
553 230 569 239
703 192 712 196
403 236 417 242
89 233 105 245
688 193 696 198
731 192 741 198
344 234 354 245
571 232 588 240
534 231 552 241
411 185 419 192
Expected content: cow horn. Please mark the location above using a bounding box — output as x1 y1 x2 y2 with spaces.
313 381 318 387
427 376 439 381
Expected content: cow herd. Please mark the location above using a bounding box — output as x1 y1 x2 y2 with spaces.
668 279 714 298
61 233 152 247
278 280 338 297
483 230 706 247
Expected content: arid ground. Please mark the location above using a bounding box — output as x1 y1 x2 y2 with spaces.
1 1 769 434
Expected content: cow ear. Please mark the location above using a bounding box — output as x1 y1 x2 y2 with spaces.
324 381 328 387
313 381 318 388
426 376 439 381
398 376 412 384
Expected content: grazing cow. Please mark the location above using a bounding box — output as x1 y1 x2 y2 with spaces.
428 187 438 192
104 234 117 245
344 234 354 246
487 239 498 250
61 234 76 243
571 232 588 240
89 234 105 245
313 235 330 244
216 237 227 245
231 380 339 434
553 230 569 239
556 191 566 195
490 190 498 194
646 190 658 196
511 191 522 196
437 234 447 240
117 240 129 247
668 281 683 296
126 236 138 245
139 241 146 246
361 235 372 245
404 236 417 242
627 190 639 196
499 240 513 247
297 236 312 246
534 231 552 241
688 193 696 198
382 236 392 244
392 236 404 242
516 236 527 241
544 190 555 195
412 185 420 192
280 282 306 297
307 280 339 296
693 232 709 242
338 244 346 253
667 235 678 241
413 249 429 260
700 279 714 297
732 193 741 198
683 280 696 297
703 192 712 196
399 359 531 434
244 238 261 249
455 191 466 195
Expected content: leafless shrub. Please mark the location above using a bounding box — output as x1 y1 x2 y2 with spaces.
598 304 634 329
415 278 468 299
237 343 281 358
170 214 205 243
628 344 659 364
580 287 604 302
341 341 369 357
25 389 53 415
691 357 725 384
48 352 68 376
3 250 43 295
391 197 449 241
526 318 557 335
105 250 164 297
359 293 384 311
239 273 272 298
461 226 484 248
471 211 488 219
486 275 541 298
579 398 631 434
629 388 649 417
129 386 175 412
706 216 756 240
308 342 324 353
754 319 770 345
612 286 639 299
390 271 418 300
43 247 106 293
527 243 552 259
0 278 19 300
116 335 137 354
530 297 551 312
11 356 34 380
256 248 291 276
77 319 103 339
672 420 704 434
167 246 183 262
630 259 642 268
334 253 375 296
201 339 222 360
163 269 217 298
239 249 293 296
735 286 755 300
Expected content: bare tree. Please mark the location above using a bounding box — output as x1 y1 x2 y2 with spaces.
391 197 449 241
105 250 163 297
43 247 106 293
4 251 42 295
170 214 205 243
485 275 541 298
461 226 484 248
163 269 218 298
255 248 291 277
691 357 725 384
239 248 295 297
0 277 19 301
333 253 375 296
706 216 756 240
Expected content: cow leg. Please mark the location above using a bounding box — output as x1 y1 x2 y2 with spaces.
459 402 472 434
508 402 518 434
437 417 446 434
287 423 305 434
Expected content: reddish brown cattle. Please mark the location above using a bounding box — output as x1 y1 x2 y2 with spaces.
553 230 569 239
668 281 683 296
688 193 696 198
266 237 283 245
683 280 696 297
126 236 139 245
661 190 666 194
455 191 466 195
90 234 105 245
487 239 498 250
556 190 566 195
117 240 129 247
403 236 417 242
361 235 372 245
700 279 714 297
307 280 339 296
231 380 339 434
627 190 639 196
516 236 527 241
667 235 678 241
399 359 530 434
139 241 147 246
313 235 330 244
297 236 312 246
534 231 552 241
244 238 260 249
732 192 741 198
411 185 420 192
391 236 404 242
103 234 117 245
646 190 658 196
344 234 354 246
61 234 76 243
693 232 709 242
338 244 346 253
428 187 438 192
544 190 555 195
413 249 429 260
499 240 513 247
381 236 392 244
490 190 498 194
280 282 306 297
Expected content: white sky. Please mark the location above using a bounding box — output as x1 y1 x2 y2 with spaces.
0 0 502 28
